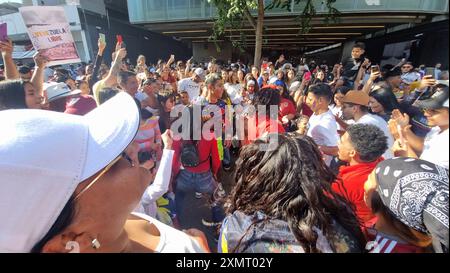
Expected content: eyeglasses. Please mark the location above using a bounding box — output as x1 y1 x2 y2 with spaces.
74 152 134 200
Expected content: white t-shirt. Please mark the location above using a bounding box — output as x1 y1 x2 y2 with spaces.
224 83 243 105
131 212 206 253
178 78 201 101
421 127 449 169
356 113 394 159
307 110 339 166
401 72 421 85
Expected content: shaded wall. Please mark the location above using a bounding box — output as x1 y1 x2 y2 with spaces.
80 9 192 65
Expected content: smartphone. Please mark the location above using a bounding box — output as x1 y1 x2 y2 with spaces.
99 33 106 43
116 35 123 44
0 23 7 42
303 71 312 81
425 67 435 78
371 65 380 73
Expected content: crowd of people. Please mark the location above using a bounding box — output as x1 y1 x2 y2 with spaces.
0 34 448 253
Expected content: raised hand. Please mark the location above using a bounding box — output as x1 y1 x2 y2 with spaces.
388 119 400 140
115 48 127 62
369 69 381 82
391 109 410 129
98 37 106 54
418 75 437 91
33 51 49 69
0 39 14 58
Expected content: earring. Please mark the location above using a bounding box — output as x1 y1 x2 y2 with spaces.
91 238 101 250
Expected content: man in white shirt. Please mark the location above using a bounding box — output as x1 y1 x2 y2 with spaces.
135 78 160 115
393 84 449 169
305 83 339 166
341 90 394 159
178 68 205 102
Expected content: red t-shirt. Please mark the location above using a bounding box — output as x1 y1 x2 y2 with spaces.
279 98 297 119
332 158 384 224
172 131 221 177
245 115 285 145
301 103 314 117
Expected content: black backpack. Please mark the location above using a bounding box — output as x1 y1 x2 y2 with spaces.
180 141 210 168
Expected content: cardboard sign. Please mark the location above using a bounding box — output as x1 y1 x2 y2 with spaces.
19 6 81 66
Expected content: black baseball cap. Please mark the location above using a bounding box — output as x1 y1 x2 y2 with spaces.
18 66 31 74
415 83 449 110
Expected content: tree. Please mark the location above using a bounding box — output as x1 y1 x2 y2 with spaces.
207 0 340 67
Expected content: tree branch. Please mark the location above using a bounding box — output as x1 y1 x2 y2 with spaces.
243 5 257 30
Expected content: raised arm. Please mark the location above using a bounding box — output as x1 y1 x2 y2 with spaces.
30 52 49 97
391 109 424 154
0 39 20 80
166 54 175 68
103 47 127 88
141 130 174 205
362 69 381 94
354 59 370 89
90 37 106 86
184 58 192 78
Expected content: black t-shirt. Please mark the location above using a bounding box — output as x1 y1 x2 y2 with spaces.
341 56 364 81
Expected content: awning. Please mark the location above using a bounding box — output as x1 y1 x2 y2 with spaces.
12 50 36 60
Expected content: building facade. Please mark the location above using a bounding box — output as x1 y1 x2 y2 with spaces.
126 0 449 66
0 0 190 65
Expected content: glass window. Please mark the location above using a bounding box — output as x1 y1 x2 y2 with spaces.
167 0 188 20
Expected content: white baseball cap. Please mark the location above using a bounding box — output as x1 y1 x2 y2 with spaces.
44 82 81 103
194 68 205 79
0 92 139 252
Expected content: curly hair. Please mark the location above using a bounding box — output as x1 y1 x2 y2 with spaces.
347 124 388 162
227 133 367 253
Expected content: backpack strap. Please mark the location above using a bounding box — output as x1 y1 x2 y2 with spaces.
195 140 211 165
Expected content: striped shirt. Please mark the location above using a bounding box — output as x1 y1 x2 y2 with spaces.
136 117 162 152
366 229 425 253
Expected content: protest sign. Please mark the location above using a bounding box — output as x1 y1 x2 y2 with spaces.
19 6 81 66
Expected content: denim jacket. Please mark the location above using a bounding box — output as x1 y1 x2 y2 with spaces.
219 210 363 253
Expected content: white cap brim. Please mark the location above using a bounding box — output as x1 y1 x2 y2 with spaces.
82 92 140 181
0 92 139 253
48 90 82 103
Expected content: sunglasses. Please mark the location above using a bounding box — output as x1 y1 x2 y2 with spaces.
74 152 134 200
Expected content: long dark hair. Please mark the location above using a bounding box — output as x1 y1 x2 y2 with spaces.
278 82 296 104
31 197 76 253
0 80 29 110
228 134 366 253
369 87 400 116
157 92 176 132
